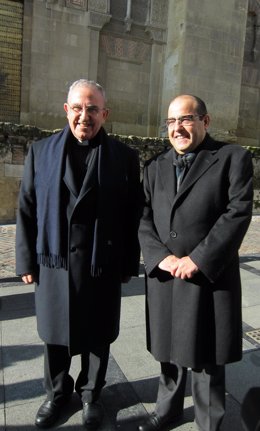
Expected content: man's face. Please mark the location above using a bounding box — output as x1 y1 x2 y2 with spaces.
64 85 108 141
167 96 210 154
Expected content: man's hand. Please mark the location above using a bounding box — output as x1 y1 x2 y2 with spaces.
158 255 199 279
158 255 179 272
22 274 35 284
170 256 199 279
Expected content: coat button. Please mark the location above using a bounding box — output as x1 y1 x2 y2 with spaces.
170 231 177 238
70 246 76 252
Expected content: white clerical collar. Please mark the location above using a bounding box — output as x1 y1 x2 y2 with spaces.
77 140 89 146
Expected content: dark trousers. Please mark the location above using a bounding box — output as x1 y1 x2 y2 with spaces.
43 343 110 404
155 362 225 431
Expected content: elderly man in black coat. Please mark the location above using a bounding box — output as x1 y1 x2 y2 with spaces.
16 79 140 429
138 95 253 431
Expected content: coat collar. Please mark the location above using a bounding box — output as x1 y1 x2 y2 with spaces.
63 127 108 200
158 134 220 206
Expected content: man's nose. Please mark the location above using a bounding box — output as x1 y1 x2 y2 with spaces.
79 107 90 118
172 120 184 131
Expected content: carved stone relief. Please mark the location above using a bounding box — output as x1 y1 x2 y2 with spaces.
145 0 167 43
88 0 110 14
100 34 150 63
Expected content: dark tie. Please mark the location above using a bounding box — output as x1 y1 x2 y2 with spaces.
173 152 196 191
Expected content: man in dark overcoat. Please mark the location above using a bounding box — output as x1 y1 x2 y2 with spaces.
138 95 253 431
16 79 140 429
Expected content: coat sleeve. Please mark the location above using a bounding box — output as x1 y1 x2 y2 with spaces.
189 148 253 282
15 145 38 277
138 162 172 276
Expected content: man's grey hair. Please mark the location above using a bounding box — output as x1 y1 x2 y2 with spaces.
67 79 106 103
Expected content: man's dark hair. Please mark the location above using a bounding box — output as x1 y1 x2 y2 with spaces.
192 95 208 115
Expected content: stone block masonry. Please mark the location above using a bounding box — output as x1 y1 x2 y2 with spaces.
0 122 259 223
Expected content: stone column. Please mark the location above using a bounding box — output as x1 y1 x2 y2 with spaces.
162 0 249 140
145 0 167 137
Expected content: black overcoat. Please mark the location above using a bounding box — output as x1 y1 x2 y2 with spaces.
16 126 140 355
138 135 253 368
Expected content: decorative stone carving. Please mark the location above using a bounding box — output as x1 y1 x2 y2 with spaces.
100 34 150 62
88 0 110 13
145 0 167 43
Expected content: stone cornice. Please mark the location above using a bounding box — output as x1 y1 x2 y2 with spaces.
87 10 112 30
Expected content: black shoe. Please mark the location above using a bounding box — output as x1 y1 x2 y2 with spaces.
82 402 104 429
138 414 161 431
35 400 62 428
138 412 183 431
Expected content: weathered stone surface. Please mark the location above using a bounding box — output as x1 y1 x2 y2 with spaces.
0 122 259 223
1 1 260 146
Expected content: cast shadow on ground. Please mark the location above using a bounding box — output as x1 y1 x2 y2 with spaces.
0 291 35 320
1 344 43 370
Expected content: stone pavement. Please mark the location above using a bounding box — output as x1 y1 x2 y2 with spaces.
0 219 259 430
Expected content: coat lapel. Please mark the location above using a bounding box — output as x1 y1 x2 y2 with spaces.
172 148 219 207
63 146 99 200
158 148 177 205
157 142 220 209
77 148 99 201
63 155 78 197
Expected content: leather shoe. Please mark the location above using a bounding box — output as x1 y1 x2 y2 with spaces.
138 412 183 431
82 402 104 429
35 400 63 428
138 414 161 431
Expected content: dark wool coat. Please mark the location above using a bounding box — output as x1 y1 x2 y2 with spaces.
138 134 253 368
16 126 140 355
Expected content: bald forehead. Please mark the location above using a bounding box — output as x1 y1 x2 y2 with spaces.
169 95 199 112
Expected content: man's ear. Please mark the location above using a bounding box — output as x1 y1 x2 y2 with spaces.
204 114 210 128
64 103 69 114
102 108 109 121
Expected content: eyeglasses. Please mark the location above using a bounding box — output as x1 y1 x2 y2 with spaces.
165 114 205 128
68 104 107 116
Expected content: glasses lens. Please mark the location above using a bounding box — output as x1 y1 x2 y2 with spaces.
181 117 194 126
166 119 175 127
166 115 199 127
70 105 101 115
86 106 99 115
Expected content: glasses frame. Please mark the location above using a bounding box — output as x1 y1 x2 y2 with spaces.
67 104 107 116
165 114 206 128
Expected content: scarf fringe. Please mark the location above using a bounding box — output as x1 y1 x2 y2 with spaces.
37 253 67 270
37 254 103 277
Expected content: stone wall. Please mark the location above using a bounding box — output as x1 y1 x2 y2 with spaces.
18 0 167 137
0 122 259 223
